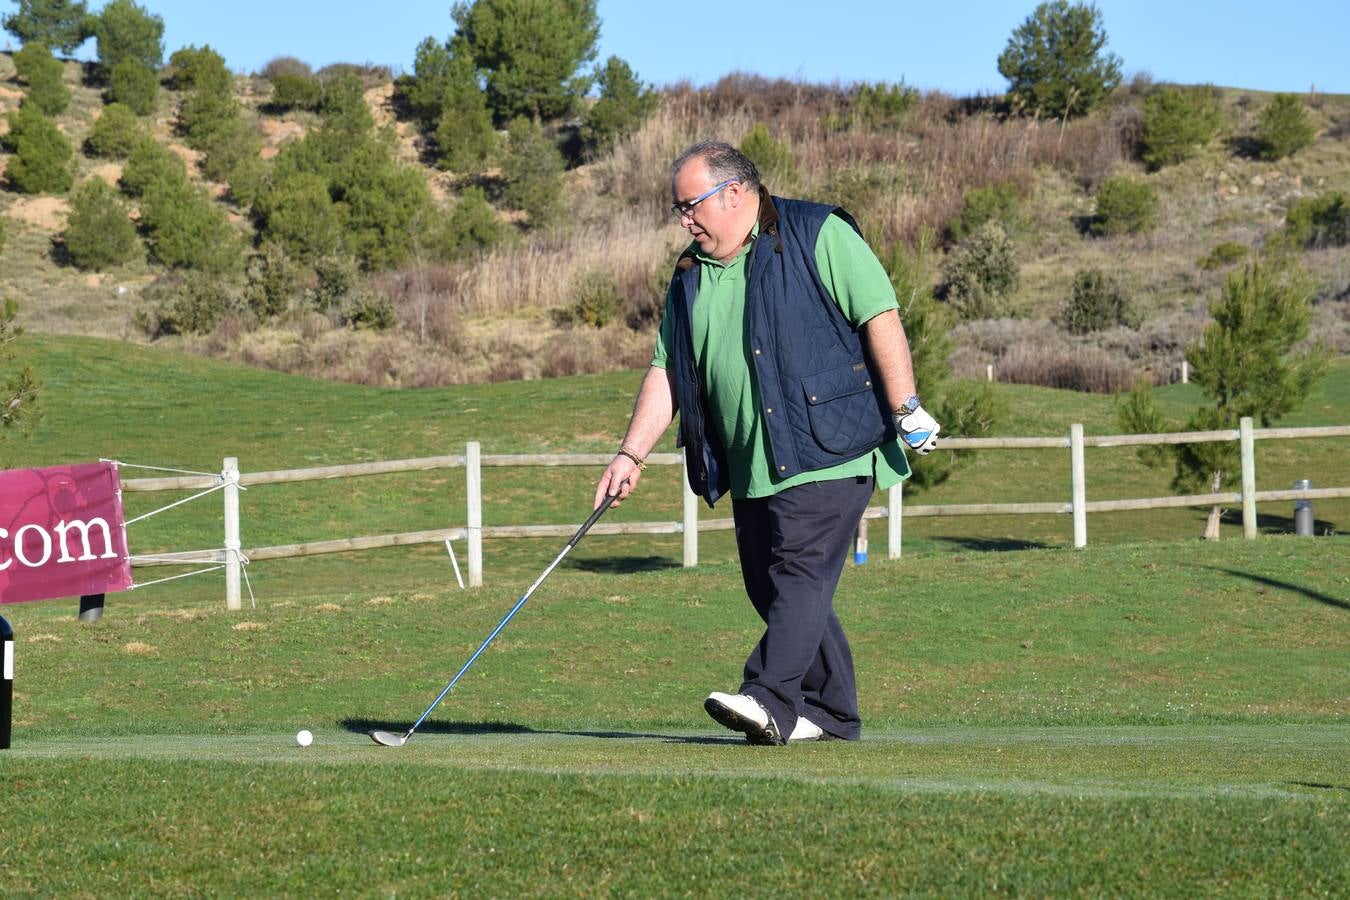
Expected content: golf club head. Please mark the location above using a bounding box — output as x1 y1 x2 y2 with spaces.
368 729 409 747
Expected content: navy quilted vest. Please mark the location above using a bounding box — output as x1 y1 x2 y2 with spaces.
668 191 893 507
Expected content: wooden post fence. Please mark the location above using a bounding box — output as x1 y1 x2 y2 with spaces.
117 418 1348 608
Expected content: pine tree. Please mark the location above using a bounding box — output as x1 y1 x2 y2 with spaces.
997 0 1122 119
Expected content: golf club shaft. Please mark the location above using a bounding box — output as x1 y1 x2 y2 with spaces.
402 495 618 738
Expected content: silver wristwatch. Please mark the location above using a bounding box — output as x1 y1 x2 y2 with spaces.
895 394 922 417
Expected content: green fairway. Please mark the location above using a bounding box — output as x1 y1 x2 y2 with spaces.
3 726 1345 896
1 336 1346 894
3 537 1346 894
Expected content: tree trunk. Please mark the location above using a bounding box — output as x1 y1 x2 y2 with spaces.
1203 471 1223 540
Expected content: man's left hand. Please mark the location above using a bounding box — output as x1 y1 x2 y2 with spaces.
896 404 940 455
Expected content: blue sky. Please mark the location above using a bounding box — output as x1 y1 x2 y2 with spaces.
4 1 1347 95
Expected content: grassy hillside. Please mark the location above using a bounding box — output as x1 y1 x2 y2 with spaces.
0 51 1346 389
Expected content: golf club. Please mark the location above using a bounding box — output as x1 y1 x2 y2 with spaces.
369 493 620 747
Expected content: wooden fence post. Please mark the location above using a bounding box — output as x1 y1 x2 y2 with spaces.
681 451 698 567
222 457 241 610
887 482 902 559
1070 424 1087 549
466 441 483 587
1240 416 1257 539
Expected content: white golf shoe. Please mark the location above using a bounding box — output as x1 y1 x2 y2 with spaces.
788 716 825 742
704 691 783 745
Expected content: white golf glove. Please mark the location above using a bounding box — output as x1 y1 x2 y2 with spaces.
894 398 940 455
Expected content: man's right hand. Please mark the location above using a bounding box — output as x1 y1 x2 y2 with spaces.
595 454 641 510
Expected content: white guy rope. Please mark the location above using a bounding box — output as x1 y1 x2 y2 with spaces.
101 459 220 478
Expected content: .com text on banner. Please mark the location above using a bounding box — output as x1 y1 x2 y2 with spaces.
0 461 131 605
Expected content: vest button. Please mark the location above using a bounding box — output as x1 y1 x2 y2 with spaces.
810 395 816 402
754 348 761 355
766 407 773 414
779 465 786 472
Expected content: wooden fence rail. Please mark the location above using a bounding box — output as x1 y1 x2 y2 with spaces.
121 418 1349 609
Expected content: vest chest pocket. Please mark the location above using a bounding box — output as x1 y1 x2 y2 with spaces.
800 361 885 455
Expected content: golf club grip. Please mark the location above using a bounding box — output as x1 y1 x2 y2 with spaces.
571 493 619 547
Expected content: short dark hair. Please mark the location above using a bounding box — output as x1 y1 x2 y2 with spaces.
671 140 761 193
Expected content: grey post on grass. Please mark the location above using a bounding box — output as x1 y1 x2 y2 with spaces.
223 457 242 610
1294 479 1314 536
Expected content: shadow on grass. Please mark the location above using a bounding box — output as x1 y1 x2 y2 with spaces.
565 555 681 574
1196 566 1349 611
932 536 1051 553
1254 511 1338 536
340 717 737 745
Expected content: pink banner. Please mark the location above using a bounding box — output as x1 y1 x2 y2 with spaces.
0 462 132 605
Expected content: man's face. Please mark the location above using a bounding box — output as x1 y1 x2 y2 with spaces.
672 160 746 263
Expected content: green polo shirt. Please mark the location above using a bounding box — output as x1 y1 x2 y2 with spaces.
653 215 911 499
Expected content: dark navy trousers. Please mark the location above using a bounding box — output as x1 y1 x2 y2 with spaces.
731 475 872 741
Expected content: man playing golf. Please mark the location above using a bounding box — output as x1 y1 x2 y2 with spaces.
594 140 939 745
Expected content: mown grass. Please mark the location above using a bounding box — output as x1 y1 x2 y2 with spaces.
1 539 1345 894
0 335 1346 893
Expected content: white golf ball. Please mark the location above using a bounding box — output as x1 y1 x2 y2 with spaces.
296 729 313 747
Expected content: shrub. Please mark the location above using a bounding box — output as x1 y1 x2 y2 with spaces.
1091 176 1157 236
318 73 374 135
139 179 242 273
94 0 164 78
997 343 1140 393
14 41 70 115
949 182 1022 242
560 269 622 327
268 72 323 111
243 243 302 319
176 48 239 151
62 178 139 270
739 122 799 190
443 186 511 256
260 56 312 81
850 81 917 130
1283 192 1349 249
315 62 391 89
1198 240 1248 270
118 136 186 196
1141 85 1224 170
85 102 143 157
500 117 565 227
310 254 396 329
198 115 261 184
135 270 244 337
1061 268 1134 334
2 106 73 194
255 171 347 263
580 55 657 159
940 222 1020 320
1255 93 1315 161
0 216 6 255
164 44 228 90
342 162 440 271
106 57 157 115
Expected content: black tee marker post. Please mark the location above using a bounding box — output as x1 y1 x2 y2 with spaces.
1 614 13 749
